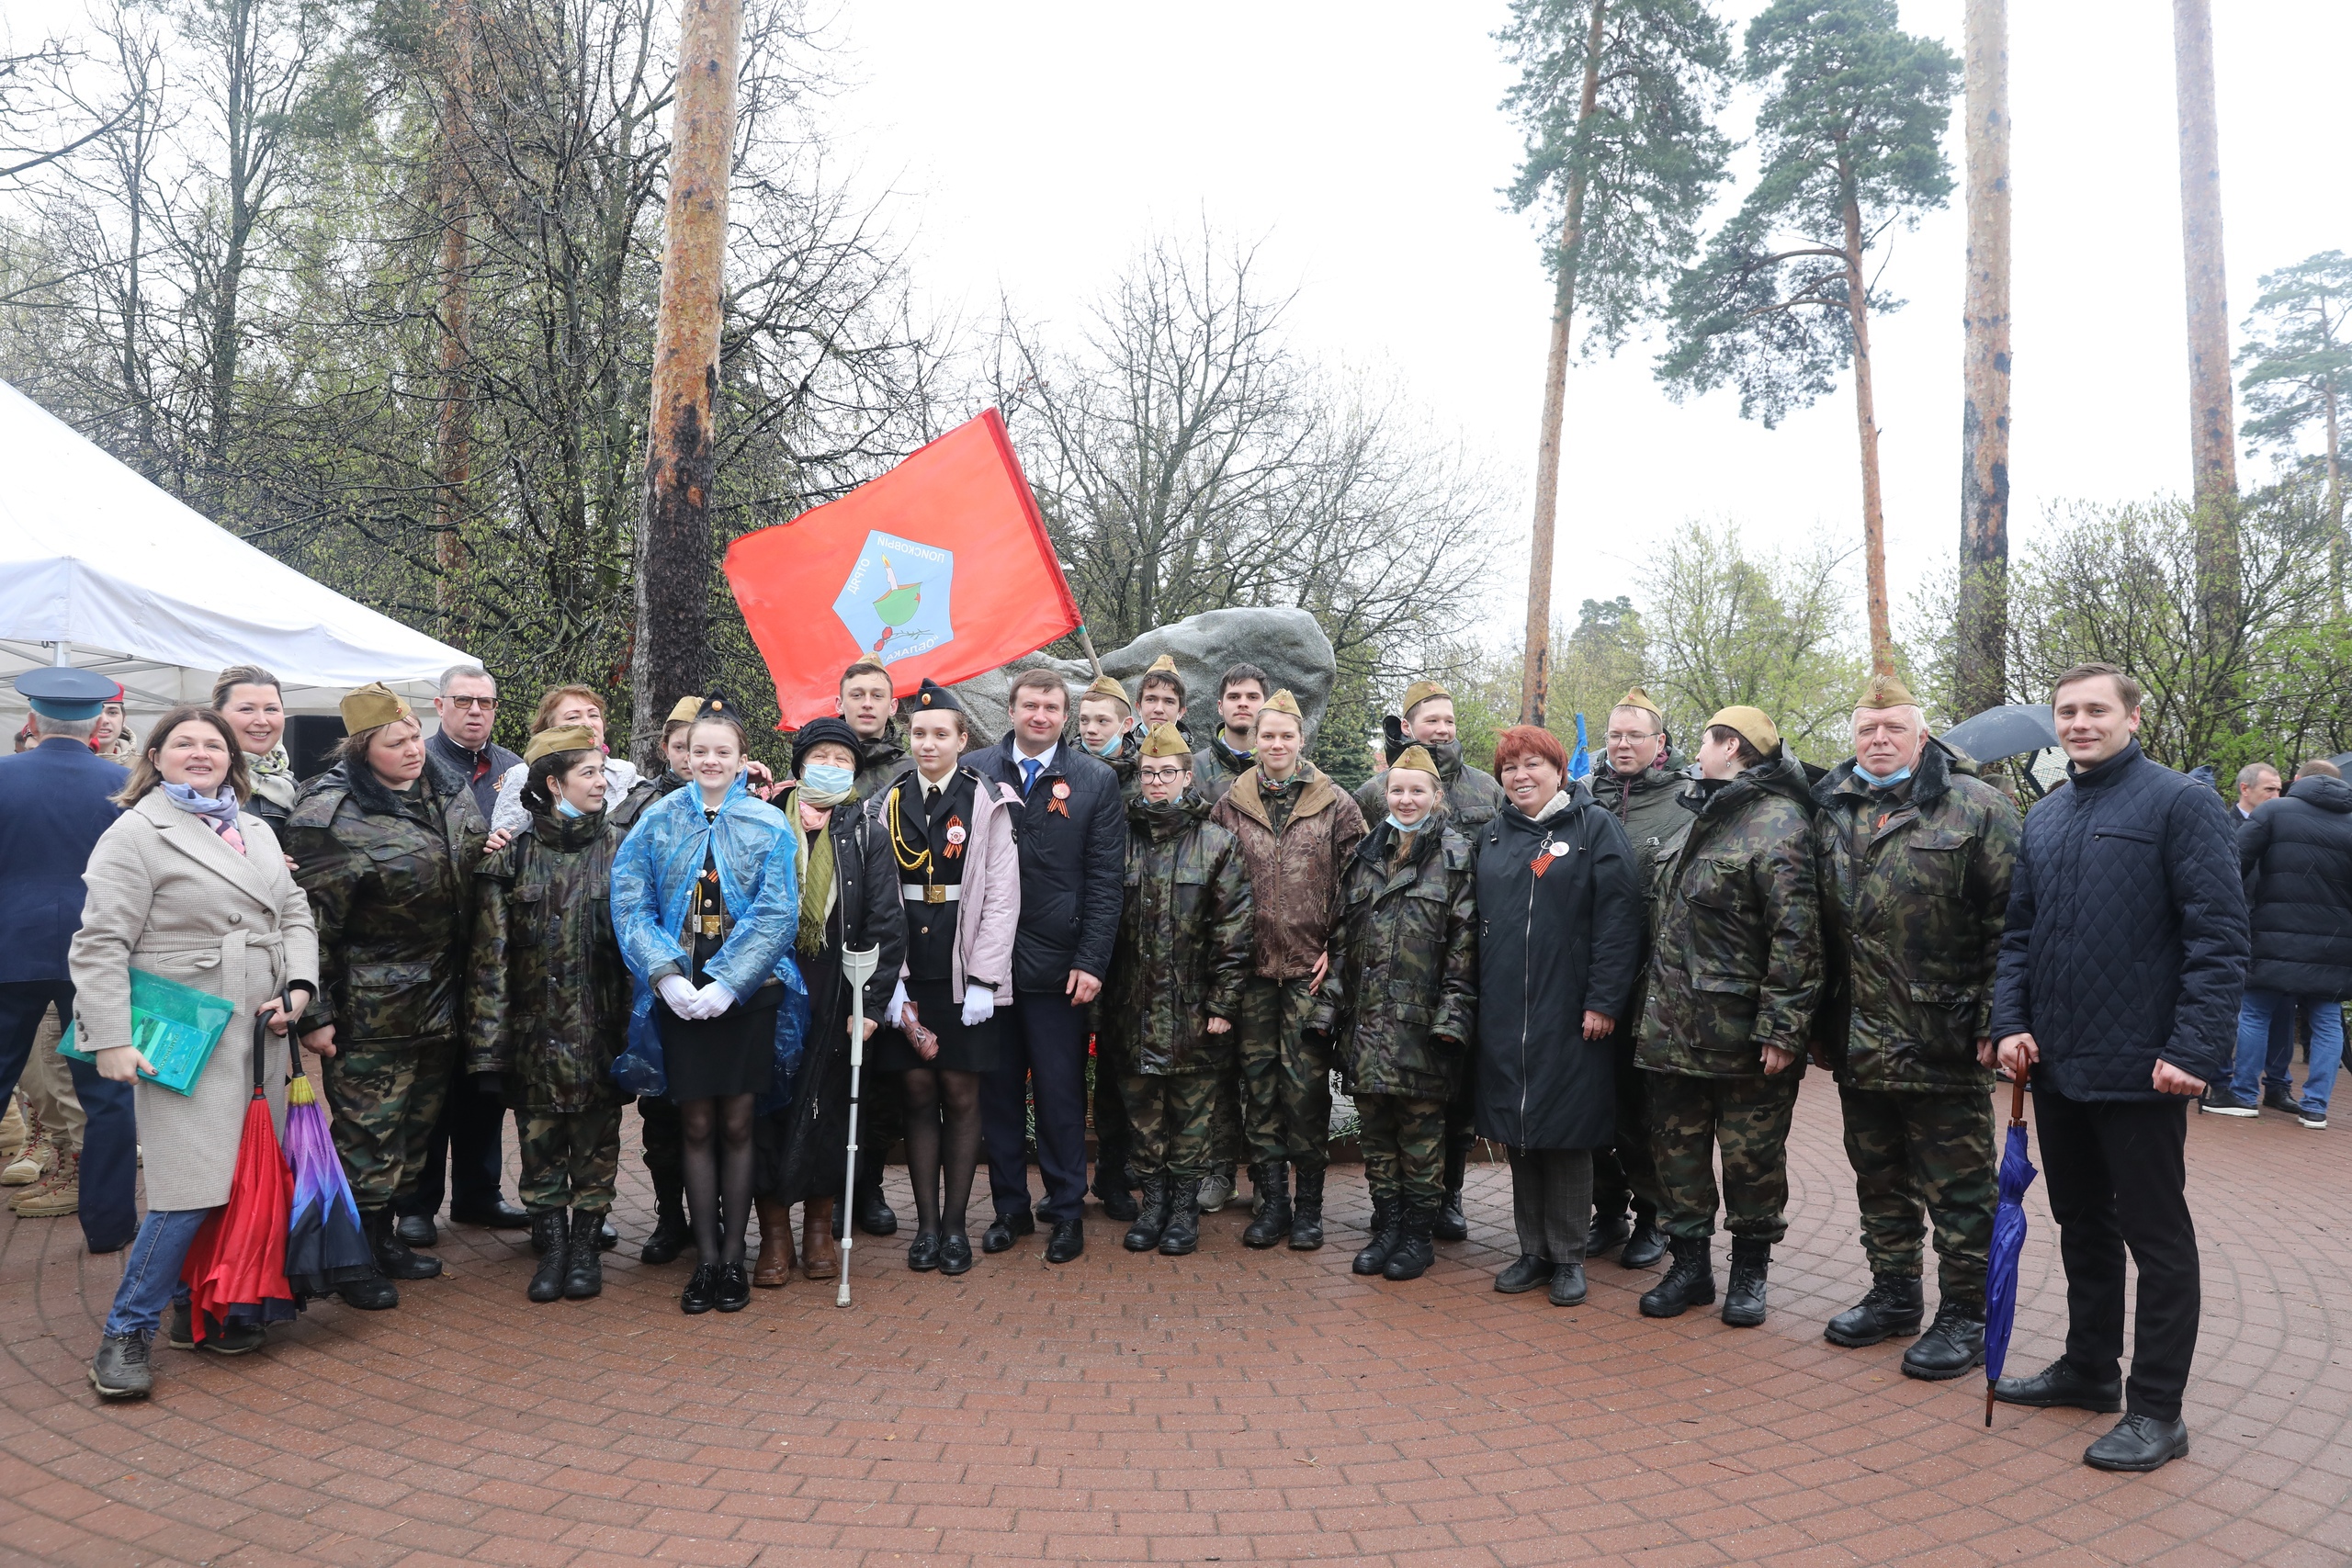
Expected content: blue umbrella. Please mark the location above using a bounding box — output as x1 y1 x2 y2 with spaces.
1568 713 1591 781
1983 1068 2037 1425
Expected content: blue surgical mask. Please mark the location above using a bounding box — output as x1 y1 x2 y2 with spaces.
555 796 587 818
802 762 855 797
1385 813 1426 834
1090 733 1123 758
1857 763 1913 788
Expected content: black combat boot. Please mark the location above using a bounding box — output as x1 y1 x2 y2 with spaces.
640 1172 690 1265
337 1260 398 1312
1124 1175 1170 1253
1434 1145 1469 1242
1620 1205 1667 1269
1095 1161 1141 1224
564 1208 605 1299
1721 1237 1771 1326
370 1205 442 1280
1288 1166 1326 1250
1242 1163 1291 1248
1825 1273 1925 1347
1382 1201 1437 1280
1901 1301 1986 1381
1352 1190 1400 1276
526 1211 570 1303
1159 1179 1202 1257
1638 1235 1715 1318
1586 1208 1633 1258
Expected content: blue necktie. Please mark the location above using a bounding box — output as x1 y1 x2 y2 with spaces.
1021 758 1041 796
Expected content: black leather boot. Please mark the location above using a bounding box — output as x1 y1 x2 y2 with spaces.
1352 1191 1400 1276
1434 1145 1469 1242
1382 1201 1437 1280
1123 1176 1170 1253
564 1209 605 1299
640 1172 690 1264
1586 1210 1632 1257
854 1171 899 1237
1824 1273 1925 1347
1721 1237 1770 1326
1901 1301 1985 1381
1242 1163 1291 1248
1095 1162 1141 1224
1288 1166 1326 1250
526 1211 569 1303
370 1205 443 1280
1620 1206 1667 1269
1159 1179 1202 1257
1638 1235 1715 1318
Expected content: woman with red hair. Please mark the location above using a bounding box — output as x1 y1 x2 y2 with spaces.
1468 725 1644 1307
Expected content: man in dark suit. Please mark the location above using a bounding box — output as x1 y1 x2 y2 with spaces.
0 668 140 1252
974 667 1126 1263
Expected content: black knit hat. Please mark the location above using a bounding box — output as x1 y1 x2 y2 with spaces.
791 716 860 774
910 677 964 716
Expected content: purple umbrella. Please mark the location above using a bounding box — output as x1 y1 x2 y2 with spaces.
280 1021 373 1301
1983 1068 2037 1426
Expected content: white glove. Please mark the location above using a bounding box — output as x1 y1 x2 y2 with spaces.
886 980 910 1029
961 984 995 1028
658 975 697 1016
690 980 735 1020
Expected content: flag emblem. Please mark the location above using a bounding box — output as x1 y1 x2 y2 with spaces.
833 531 956 663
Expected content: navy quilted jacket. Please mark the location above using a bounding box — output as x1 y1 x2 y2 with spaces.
2237 774 2352 998
1988 740 2247 1100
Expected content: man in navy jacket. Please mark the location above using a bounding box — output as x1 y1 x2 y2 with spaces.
974 667 1125 1263
1989 662 2246 1473
0 670 139 1252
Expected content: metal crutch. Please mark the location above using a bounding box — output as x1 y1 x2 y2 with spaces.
836 944 880 1308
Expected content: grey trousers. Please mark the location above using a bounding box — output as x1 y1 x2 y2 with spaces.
1508 1145 1593 1264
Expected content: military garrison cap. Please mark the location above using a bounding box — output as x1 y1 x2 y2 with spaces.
1389 743 1442 779
1853 672 1917 710
340 682 414 734
665 695 703 726
1139 723 1193 760
525 724 599 764
1399 681 1450 718
1613 686 1665 723
1705 705 1781 757
1260 689 1303 721
1082 674 1132 712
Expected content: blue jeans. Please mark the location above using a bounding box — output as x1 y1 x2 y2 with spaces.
2234 991 2343 1115
100 1208 208 1338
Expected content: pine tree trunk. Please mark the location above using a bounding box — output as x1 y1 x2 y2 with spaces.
630 0 744 762
1956 0 2011 717
1839 170 1894 677
2173 0 2238 644
1519 0 1607 729
432 0 473 637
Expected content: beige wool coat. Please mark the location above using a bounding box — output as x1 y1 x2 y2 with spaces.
68 790 321 1211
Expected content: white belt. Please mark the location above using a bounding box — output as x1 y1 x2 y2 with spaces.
902 884 960 904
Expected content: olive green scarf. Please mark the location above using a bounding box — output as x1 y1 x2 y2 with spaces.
794 781 854 955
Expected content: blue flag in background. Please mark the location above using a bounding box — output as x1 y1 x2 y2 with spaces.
1569 712 1591 781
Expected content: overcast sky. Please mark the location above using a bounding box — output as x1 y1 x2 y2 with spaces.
825 0 2348 650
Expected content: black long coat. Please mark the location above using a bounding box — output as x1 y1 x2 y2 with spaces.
2239 773 2352 998
1471 784 1642 1149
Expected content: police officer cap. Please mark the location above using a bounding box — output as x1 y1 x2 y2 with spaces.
911 677 964 716
14 667 119 721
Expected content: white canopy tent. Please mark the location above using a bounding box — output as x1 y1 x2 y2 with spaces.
0 379 472 730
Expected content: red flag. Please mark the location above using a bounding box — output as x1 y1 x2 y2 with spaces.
725 410 1081 728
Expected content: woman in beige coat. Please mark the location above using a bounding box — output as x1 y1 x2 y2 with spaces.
72 706 319 1401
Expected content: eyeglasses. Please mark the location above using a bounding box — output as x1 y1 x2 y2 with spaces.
1603 730 1659 745
1139 766 1188 782
445 695 498 710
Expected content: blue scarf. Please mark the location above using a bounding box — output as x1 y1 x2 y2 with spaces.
161 781 242 839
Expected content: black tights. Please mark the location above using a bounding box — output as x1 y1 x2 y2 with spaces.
901 1067 981 1238
679 1093 755 1268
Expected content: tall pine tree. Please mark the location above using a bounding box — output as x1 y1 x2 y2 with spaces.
2237 250 2351 594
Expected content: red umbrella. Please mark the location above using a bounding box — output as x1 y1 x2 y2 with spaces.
179 1007 298 1344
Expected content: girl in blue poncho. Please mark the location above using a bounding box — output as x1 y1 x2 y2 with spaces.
612 698 804 1315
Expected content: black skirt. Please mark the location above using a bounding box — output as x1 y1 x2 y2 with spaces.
657 987 779 1101
869 976 1001 1074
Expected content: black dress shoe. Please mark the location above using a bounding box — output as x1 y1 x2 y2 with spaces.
1494 1254 1552 1294
907 1233 942 1271
983 1211 1034 1254
1547 1261 1588 1306
938 1232 974 1275
453 1196 532 1229
681 1263 719 1314
2083 1413 2190 1472
395 1213 438 1248
714 1264 752 1312
1993 1357 2124 1413
1045 1218 1085 1264
1901 1303 1985 1381
2261 1084 2301 1116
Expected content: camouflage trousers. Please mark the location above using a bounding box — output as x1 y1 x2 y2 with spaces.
1237 976 1331 1175
639 1095 683 1184
1119 1071 1220 1185
1647 1070 1800 1243
517 1101 626 1213
1838 1086 1995 1308
321 1034 456 1213
1206 1059 1245 1174
1358 1094 1448 1208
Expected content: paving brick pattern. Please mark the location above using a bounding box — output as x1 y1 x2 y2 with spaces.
2 1079 2346 1567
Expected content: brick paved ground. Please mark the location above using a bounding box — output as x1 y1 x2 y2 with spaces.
2 1076 2346 1568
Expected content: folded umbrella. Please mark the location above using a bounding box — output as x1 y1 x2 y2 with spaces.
1983 1066 2037 1426
282 1024 373 1301
179 1003 300 1344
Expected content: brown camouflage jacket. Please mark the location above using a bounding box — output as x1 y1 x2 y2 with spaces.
1634 751 1822 1079
1809 740 2019 1092
1211 761 1367 980
1102 794 1254 1076
464 806 630 1111
1310 816 1479 1100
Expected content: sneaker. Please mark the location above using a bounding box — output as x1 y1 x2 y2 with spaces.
1196 1169 1236 1213
2298 1111 2328 1129
90 1333 154 1400
2200 1091 2256 1118
11 1150 79 1216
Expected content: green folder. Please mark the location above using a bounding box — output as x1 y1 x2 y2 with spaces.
58 968 237 1098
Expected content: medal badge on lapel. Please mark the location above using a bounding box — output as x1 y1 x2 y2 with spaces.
944 816 967 859
1048 778 1071 818
1531 837 1573 878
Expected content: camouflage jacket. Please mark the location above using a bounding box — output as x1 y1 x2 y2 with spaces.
1211 760 1368 979
1590 753 1695 886
1354 738 1507 832
1809 740 2019 1093
1103 794 1254 1076
464 806 630 1111
1190 729 1255 806
1634 752 1822 1080
288 761 487 1043
1311 817 1478 1100
853 727 910 802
